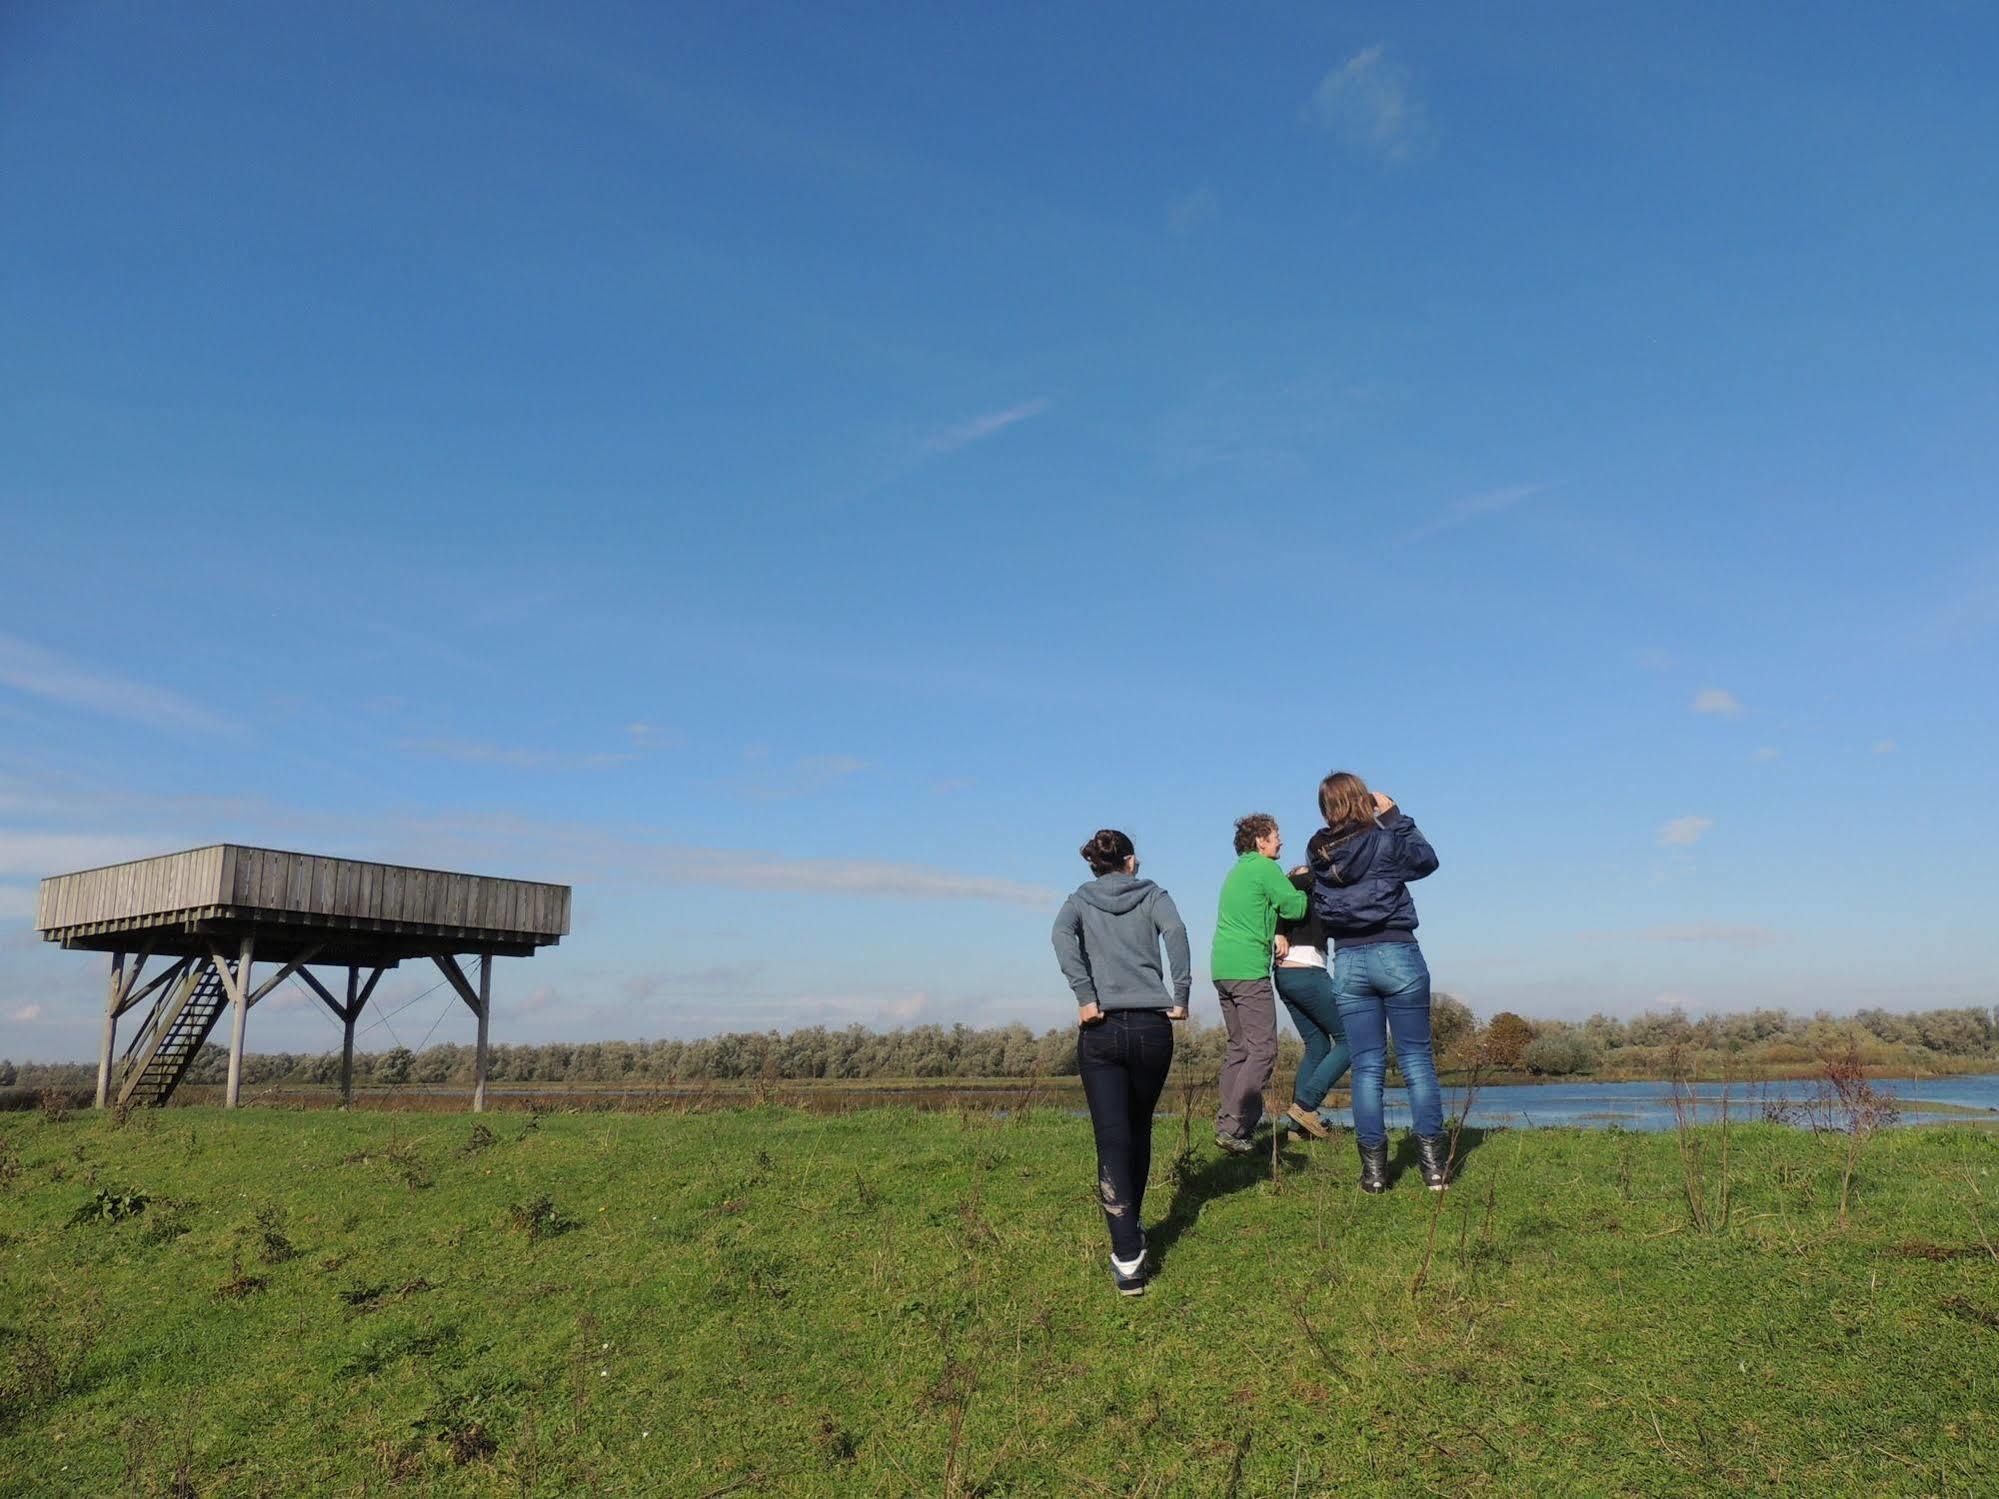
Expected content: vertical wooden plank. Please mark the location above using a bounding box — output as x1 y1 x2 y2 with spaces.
472 953 492 1114
340 967 359 1107
223 938 255 1109
95 952 123 1109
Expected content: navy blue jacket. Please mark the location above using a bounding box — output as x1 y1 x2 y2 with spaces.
1307 808 1439 948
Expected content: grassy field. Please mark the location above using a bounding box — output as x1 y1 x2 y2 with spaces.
2 1105 1996 1496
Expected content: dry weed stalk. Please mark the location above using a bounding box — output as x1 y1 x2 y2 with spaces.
1411 1054 1490 1296
1816 1050 1898 1230
1667 1048 1734 1233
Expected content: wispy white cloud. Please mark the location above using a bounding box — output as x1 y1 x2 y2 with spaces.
1398 483 1548 545
401 721 676 771
401 738 638 771
1691 688 1743 717
1168 184 1218 235
1871 739 1898 755
1305 44 1431 163
625 722 684 750
1584 924 1781 946
922 399 1050 455
1752 746 1781 762
733 754 867 802
376 810 1056 906
8 1003 41 1022
0 830 171 879
0 633 233 734
1657 815 1714 847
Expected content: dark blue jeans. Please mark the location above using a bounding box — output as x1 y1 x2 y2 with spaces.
1273 965 1351 1110
1076 1008 1173 1261
1333 942 1443 1147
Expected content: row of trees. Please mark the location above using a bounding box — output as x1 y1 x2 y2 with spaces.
6 1002 1995 1092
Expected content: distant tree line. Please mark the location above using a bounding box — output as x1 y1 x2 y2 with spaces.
6 1001 1996 1093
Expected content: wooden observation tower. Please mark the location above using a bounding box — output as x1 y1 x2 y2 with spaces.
35 845 570 1111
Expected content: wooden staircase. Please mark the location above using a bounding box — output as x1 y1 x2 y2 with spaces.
118 961 229 1107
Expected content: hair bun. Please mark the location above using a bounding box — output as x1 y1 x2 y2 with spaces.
1080 828 1136 876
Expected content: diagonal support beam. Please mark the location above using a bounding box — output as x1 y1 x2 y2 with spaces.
244 946 322 1009
294 967 348 1023
351 965 387 1016
116 953 191 1020
109 941 159 1015
433 954 484 1017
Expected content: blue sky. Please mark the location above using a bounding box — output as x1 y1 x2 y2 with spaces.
4 2 1996 1062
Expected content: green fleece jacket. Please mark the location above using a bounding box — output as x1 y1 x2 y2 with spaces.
1210 853 1308 980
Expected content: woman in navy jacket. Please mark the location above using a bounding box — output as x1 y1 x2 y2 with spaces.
1307 771 1446 1193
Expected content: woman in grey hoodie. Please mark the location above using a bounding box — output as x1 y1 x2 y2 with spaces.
1051 829 1191 1295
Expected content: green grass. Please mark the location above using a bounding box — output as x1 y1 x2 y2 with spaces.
2 1107 1996 1496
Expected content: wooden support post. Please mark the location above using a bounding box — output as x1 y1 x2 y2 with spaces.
341 967 358 1108
220 937 255 1109
473 953 492 1114
96 951 124 1109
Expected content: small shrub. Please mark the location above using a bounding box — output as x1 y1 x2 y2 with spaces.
253 1207 297 1265
37 1089 71 1124
387 1141 432 1191
0 1329 65 1421
461 1123 496 1156
339 1278 437 1316
1522 1033 1599 1076
139 1199 193 1246
1941 1295 1999 1332
215 1255 267 1299
813 1414 859 1467
414 1393 500 1466
508 1194 576 1243
0 1138 19 1187
68 1186 149 1227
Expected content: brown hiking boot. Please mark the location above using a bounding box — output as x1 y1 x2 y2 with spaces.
1285 1102 1331 1139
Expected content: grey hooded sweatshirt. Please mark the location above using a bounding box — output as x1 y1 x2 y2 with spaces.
1050 874 1193 1012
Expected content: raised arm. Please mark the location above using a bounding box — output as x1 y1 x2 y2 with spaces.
1376 808 1439 882
1153 890 1193 1009
1260 857 1309 918
1050 895 1098 1009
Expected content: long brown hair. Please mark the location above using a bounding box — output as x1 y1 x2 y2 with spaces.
1317 771 1376 839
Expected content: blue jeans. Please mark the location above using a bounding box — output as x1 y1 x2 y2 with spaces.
1334 942 1443 1147
1273 965 1351 1110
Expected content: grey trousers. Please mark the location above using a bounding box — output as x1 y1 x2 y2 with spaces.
1214 977 1278 1140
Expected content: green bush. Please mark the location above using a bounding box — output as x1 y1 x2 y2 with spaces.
1522 1033 1599 1076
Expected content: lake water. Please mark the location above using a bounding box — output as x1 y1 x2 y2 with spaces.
1309 1073 1999 1133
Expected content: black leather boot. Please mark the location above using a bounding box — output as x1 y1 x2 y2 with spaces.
1415 1134 1451 1191
1358 1138 1389 1194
